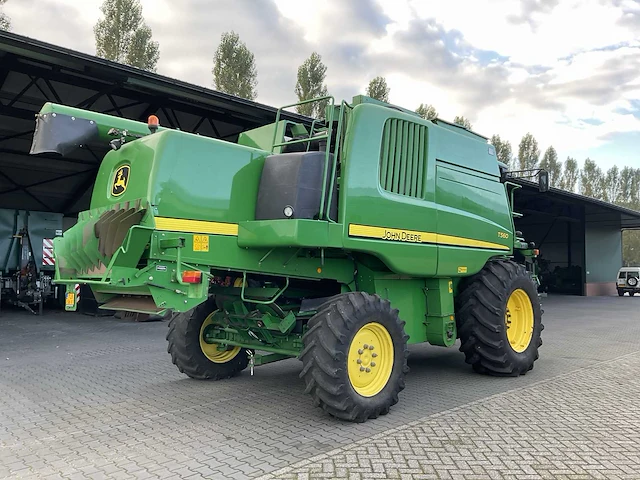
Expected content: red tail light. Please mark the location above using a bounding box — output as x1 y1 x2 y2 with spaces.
182 270 202 284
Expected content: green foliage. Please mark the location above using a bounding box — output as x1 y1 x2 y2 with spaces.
415 103 438 121
579 158 605 199
517 133 540 170
623 230 640 267
0 0 11 31
490 135 513 169
539 146 561 187
603 165 619 203
366 76 390 102
212 31 258 100
94 0 160 71
559 157 579 192
295 52 329 118
618 167 639 206
453 116 472 129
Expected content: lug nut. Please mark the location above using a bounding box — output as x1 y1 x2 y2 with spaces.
365 368 371 373
371 362 376 367
358 349 363 355
369 345 374 350
372 353 378 358
357 359 362 364
363 344 368 349
360 366 365 372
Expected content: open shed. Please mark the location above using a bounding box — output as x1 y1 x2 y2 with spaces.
512 180 640 296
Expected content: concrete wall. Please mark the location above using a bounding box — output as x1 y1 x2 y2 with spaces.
585 224 622 296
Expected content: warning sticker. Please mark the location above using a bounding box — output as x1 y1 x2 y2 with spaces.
193 235 209 252
65 292 75 306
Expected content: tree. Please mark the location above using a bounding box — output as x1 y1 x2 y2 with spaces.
539 146 562 187
416 103 438 121
366 76 390 102
212 31 258 100
94 0 160 71
0 0 11 31
295 52 329 118
517 133 540 170
490 134 513 169
559 157 579 192
622 230 640 267
453 116 472 129
603 166 620 204
618 167 635 206
579 158 605 199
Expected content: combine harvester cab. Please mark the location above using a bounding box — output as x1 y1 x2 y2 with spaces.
31 96 548 422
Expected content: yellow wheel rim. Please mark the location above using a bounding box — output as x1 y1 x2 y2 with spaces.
199 312 241 363
505 289 534 353
347 322 394 397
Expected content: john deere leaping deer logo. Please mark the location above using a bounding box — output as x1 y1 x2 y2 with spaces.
112 165 130 197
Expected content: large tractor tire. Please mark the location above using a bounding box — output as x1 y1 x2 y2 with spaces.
455 260 543 376
299 292 409 422
167 298 249 380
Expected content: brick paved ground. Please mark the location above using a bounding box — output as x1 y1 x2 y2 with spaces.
257 350 640 480
0 295 639 479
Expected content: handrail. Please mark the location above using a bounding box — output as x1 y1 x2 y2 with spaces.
240 271 290 305
269 95 335 152
270 95 338 221
324 100 351 222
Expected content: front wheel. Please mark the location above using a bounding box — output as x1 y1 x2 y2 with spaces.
456 260 544 376
618 289 625 297
167 298 249 380
299 292 409 422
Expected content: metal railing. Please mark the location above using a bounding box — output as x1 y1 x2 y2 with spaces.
270 96 350 222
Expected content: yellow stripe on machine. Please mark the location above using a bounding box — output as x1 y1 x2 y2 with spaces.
348 224 509 251
154 217 239 236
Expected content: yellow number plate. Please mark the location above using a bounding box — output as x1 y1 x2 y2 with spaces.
65 292 75 306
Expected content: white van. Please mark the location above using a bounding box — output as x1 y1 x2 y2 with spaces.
617 267 640 296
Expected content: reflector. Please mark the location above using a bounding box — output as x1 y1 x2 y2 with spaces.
182 270 202 284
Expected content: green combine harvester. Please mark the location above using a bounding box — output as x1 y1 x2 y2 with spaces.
31 95 547 422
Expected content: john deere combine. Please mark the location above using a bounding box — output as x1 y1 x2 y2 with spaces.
31 95 546 422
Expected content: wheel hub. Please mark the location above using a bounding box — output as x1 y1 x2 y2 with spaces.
200 312 241 363
347 322 394 397
505 289 534 353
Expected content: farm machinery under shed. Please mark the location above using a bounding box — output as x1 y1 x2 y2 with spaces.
0 209 67 314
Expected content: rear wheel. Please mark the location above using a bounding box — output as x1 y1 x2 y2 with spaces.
167 298 249 380
618 289 625 296
456 260 543 376
299 292 409 422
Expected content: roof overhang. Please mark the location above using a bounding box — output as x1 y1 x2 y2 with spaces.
0 30 311 215
511 178 640 230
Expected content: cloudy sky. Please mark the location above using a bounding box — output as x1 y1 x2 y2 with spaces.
4 0 640 171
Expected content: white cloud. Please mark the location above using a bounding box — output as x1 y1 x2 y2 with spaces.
3 0 639 169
